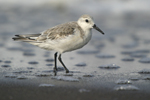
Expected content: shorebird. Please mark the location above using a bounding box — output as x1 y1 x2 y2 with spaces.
12 14 104 74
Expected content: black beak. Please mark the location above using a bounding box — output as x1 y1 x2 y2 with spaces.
93 24 104 35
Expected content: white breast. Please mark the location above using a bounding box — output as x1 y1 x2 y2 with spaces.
54 29 92 53
37 29 92 54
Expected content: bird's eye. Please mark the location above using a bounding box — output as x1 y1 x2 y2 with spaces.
85 19 89 23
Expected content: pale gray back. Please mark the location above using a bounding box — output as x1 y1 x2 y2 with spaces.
37 22 84 41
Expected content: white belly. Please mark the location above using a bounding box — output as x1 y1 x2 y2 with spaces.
36 30 92 53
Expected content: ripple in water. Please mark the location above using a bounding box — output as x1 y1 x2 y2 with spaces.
23 52 35 56
77 50 99 54
75 62 86 67
7 47 23 51
46 64 53 66
4 61 11 63
42 70 53 73
35 73 52 77
28 61 39 64
27 67 34 69
122 57 134 61
83 74 94 77
129 77 139 81
39 84 55 87
143 76 150 80
63 73 73 76
96 53 115 58
51 76 79 82
1 65 11 67
17 76 27 79
45 58 54 62
99 64 120 69
79 89 90 93
135 49 150 53
121 50 150 55
130 53 146 58
114 85 139 91
116 79 132 84
138 69 150 74
13 70 32 74
121 51 134 55
122 42 138 48
5 74 17 78
139 57 150 63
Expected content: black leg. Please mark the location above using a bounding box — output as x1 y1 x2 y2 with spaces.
54 52 58 74
58 54 69 73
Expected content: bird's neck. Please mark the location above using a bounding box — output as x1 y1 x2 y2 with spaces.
77 22 92 39
83 28 92 41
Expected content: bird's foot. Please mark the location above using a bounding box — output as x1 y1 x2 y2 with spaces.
66 69 69 73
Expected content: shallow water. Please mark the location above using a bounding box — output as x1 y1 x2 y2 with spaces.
0 1 150 100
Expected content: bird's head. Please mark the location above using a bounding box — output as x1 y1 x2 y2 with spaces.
77 14 104 35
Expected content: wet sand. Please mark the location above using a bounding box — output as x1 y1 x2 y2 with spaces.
1 2 150 100
0 84 150 100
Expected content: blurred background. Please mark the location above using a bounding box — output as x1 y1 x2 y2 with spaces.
0 0 150 66
0 1 150 99
1 0 150 35
1 0 150 73
1 0 150 51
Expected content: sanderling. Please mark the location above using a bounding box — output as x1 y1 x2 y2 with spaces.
12 14 105 74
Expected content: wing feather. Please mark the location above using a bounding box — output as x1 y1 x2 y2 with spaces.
36 22 81 41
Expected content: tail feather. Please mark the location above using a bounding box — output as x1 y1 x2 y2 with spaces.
15 34 41 38
12 34 41 42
